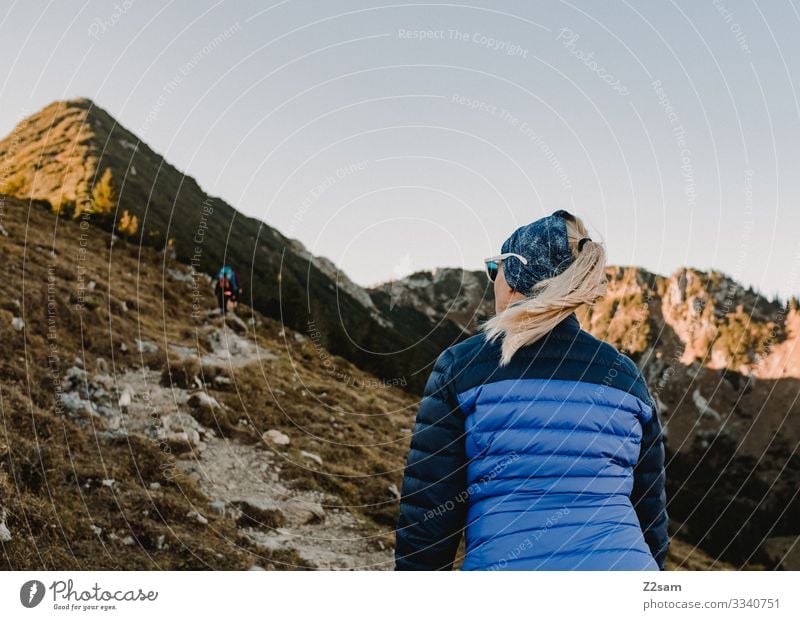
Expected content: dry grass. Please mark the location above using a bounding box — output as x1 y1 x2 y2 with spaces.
0 195 417 569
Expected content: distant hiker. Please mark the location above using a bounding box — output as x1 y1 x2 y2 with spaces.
395 210 669 571
214 264 242 314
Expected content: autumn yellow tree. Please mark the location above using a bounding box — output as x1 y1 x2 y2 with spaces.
117 209 139 237
91 167 117 215
1 173 26 195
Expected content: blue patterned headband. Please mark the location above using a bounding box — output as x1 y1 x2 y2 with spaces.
499 209 581 293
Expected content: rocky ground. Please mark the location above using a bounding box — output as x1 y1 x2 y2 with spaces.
0 196 413 570
47 302 400 570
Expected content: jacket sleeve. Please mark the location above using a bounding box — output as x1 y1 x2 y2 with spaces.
632 393 670 570
394 349 467 570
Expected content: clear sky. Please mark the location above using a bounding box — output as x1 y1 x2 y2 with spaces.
2 0 800 302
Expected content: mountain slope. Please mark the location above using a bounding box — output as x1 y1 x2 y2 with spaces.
369 267 494 334
0 194 418 569
0 98 467 393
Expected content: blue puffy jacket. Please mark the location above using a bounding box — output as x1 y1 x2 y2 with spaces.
394 312 669 570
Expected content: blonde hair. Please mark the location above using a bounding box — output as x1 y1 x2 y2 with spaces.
482 215 607 365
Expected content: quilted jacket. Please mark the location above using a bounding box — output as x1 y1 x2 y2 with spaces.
394 312 669 570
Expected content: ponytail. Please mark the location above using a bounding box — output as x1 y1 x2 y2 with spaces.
482 216 607 366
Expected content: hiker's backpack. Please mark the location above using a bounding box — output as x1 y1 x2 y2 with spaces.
216 265 238 292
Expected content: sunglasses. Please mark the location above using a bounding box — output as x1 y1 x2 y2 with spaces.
484 252 528 282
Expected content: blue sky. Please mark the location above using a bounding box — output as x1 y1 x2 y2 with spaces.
2 0 800 302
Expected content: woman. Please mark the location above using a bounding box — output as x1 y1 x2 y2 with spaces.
394 209 668 570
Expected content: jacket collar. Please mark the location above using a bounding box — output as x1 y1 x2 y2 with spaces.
559 312 581 333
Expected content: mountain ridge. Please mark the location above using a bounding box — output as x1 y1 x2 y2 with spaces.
0 97 467 393
4 98 798 391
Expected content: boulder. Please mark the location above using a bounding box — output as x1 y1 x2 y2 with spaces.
224 312 248 333
230 498 286 529
281 499 325 525
208 500 227 516
263 429 290 446
59 391 95 418
213 375 232 389
186 511 209 525
167 268 195 283
301 450 323 466
118 385 135 411
692 388 722 421
135 339 158 353
0 520 11 542
188 391 220 411
63 365 88 387
93 374 115 391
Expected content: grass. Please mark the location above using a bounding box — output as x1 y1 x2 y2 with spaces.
0 195 418 569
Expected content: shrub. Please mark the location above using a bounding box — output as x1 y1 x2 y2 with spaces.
117 209 139 237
